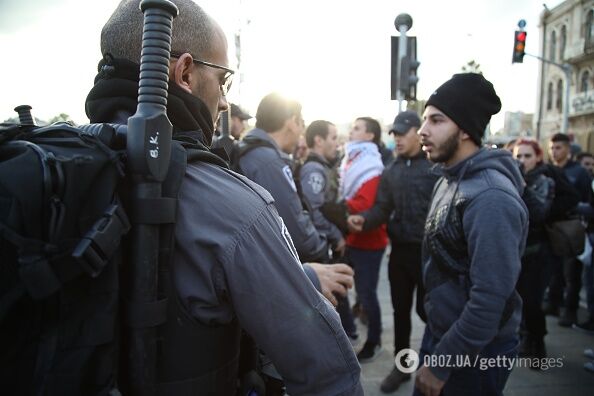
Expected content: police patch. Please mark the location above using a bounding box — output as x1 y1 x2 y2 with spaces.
282 165 297 192
308 172 325 195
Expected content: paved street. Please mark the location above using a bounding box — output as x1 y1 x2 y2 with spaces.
353 247 594 396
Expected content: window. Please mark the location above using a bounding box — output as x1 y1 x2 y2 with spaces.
547 82 553 110
582 70 590 92
585 10 594 45
560 25 567 60
556 79 563 110
550 30 557 61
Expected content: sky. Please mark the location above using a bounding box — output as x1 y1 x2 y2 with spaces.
0 0 565 133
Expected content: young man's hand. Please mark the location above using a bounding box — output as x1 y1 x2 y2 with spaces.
334 238 346 257
347 215 365 233
307 263 354 306
415 365 445 396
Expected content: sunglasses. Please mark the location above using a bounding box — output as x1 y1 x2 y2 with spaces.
170 52 234 96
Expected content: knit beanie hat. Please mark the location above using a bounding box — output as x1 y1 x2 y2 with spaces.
425 73 501 146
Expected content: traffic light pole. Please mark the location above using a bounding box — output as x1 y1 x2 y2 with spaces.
397 27 408 113
525 52 572 135
394 14 413 114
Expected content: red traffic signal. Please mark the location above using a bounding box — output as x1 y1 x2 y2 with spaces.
512 30 527 64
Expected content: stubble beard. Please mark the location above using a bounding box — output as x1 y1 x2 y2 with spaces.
431 129 461 164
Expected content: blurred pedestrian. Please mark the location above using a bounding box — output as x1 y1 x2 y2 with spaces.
230 103 251 140
514 139 578 366
340 117 388 362
348 110 439 392
577 152 594 177
547 133 591 327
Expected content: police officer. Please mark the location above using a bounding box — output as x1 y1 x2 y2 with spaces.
239 93 329 263
299 120 346 256
299 120 359 342
87 1 362 394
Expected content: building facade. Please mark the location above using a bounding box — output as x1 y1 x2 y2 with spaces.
535 0 594 150
505 111 534 136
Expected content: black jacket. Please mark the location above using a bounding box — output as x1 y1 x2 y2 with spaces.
362 150 439 245
561 160 591 203
538 163 580 222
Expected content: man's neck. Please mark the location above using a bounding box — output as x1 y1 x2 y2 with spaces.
554 157 570 168
400 145 422 159
268 130 292 154
444 143 479 168
311 147 328 161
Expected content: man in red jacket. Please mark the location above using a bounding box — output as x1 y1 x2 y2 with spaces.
340 117 389 362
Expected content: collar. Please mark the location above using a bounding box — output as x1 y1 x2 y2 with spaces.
307 152 331 166
244 128 293 161
395 148 425 162
440 147 485 179
85 56 215 146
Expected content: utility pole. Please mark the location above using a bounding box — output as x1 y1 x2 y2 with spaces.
394 14 412 113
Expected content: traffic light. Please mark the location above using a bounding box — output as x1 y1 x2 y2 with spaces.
391 36 419 100
400 51 420 101
512 30 527 63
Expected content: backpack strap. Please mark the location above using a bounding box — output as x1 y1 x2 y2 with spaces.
0 201 130 304
232 136 276 174
234 136 315 216
292 160 315 216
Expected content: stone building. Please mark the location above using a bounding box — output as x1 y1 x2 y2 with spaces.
535 0 594 151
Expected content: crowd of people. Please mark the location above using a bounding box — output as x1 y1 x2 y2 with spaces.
214 76 594 394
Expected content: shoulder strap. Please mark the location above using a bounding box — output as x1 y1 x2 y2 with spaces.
231 136 277 174
304 153 326 166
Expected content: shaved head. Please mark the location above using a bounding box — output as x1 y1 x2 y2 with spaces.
100 0 221 62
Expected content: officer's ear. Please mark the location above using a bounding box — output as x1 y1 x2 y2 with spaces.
314 134 324 147
170 53 195 94
285 115 299 133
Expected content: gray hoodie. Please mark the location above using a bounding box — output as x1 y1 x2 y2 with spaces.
422 148 528 381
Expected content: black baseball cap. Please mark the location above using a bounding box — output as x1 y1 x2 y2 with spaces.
230 103 252 120
389 110 421 135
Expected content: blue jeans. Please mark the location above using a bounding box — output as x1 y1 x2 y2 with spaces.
336 295 357 336
412 327 518 396
348 247 384 344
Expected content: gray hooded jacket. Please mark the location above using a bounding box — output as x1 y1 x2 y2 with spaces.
422 148 528 381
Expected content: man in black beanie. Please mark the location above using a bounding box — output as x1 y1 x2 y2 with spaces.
413 73 528 396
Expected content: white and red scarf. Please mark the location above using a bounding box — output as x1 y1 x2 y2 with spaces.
339 141 384 200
